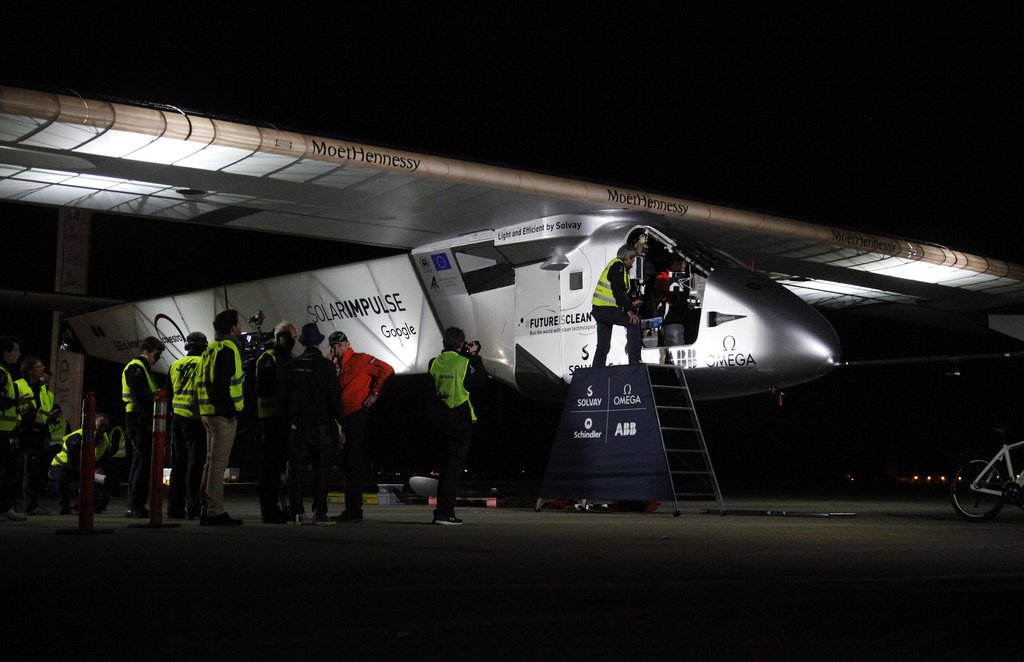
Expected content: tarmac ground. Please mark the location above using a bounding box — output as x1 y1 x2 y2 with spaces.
5 485 1024 661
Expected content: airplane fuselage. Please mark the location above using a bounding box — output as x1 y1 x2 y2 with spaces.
412 213 841 400
65 213 840 403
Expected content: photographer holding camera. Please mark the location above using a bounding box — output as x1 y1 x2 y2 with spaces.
426 327 485 526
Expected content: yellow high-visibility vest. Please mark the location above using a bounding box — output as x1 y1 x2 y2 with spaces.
197 340 244 416
592 258 630 308
52 429 112 467
121 359 157 413
169 355 203 418
429 351 476 423
15 379 53 427
0 364 18 433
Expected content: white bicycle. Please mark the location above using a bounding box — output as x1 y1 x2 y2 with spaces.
950 440 1024 522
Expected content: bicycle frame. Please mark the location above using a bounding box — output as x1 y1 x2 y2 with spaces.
969 440 1024 496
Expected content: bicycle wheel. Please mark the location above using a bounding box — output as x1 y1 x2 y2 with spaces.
950 457 1005 522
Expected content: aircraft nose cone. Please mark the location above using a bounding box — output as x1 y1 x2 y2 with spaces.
744 274 842 385
815 331 843 377
792 304 842 378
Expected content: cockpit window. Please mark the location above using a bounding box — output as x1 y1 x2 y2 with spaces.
452 243 515 294
675 240 744 271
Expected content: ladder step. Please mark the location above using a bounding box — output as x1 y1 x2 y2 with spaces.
656 406 694 412
661 427 701 433
671 470 715 476
665 448 706 454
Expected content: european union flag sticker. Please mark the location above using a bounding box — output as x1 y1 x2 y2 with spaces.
431 253 452 271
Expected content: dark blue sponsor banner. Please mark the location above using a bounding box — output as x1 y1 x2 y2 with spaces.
541 364 675 501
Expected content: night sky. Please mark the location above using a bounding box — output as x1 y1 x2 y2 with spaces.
3 4 1023 488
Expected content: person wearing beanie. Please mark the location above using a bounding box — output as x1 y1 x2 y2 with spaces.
277 322 346 525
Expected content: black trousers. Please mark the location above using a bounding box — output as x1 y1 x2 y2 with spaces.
257 416 290 517
168 415 206 517
125 411 152 513
434 421 472 519
52 464 111 512
341 409 368 514
591 306 642 367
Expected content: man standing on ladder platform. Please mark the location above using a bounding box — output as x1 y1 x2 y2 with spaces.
591 244 643 367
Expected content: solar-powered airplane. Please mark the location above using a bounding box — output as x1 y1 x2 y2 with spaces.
2 85 1023 402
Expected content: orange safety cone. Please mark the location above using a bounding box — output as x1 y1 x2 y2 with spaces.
128 389 180 529
56 392 114 536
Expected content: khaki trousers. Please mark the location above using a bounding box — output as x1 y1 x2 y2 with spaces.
200 415 237 517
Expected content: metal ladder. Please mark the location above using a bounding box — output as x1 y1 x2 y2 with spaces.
647 364 725 516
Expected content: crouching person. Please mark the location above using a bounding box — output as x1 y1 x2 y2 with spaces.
50 413 115 515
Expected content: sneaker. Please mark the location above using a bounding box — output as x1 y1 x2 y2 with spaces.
332 510 363 523
125 508 149 519
313 511 335 525
4 508 27 522
434 515 463 526
27 506 51 516
288 513 303 525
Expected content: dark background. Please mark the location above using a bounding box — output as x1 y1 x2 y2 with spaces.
3 4 1023 492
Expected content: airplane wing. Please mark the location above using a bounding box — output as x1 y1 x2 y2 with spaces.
3 85 1022 328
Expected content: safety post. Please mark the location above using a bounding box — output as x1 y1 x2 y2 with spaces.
56 392 114 536
78 392 97 530
129 389 180 529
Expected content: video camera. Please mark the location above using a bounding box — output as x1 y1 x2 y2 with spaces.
240 310 273 369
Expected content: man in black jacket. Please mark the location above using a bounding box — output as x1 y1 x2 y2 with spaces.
122 336 166 518
277 322 346 525
254 322 297 523
0 335 27 522
591 244 642 367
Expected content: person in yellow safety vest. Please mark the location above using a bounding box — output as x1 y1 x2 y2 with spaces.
426 327 486 526
14 355 57 515
0 334 28 522
48 403 69 447
122 336 166 519
196 309 245 527
591 243 643 368
254 321 297 523
164 331 208 520
50 412 115 515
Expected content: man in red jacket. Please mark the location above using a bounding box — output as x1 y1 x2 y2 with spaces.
328 331 394 522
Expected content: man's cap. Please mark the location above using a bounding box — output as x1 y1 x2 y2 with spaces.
328 331 348 345
298 322 325 346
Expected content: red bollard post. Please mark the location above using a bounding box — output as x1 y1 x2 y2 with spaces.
78 392 97 531
127 389 179 530
148 389 167 525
